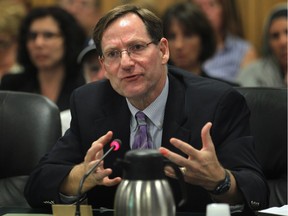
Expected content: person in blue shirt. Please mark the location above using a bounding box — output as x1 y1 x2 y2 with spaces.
193 0 258 83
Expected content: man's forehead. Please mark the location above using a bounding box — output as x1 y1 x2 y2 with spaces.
119 19 130 27
102 13 147 40
106 13 144 30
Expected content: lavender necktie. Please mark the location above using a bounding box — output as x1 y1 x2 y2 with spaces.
132 111 153 149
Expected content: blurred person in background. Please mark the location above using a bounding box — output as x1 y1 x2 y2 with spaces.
58 0 103 42
0 6 86 111
162 1 238 86
77 39 105 83
0 1 27 81
61 39 105 135
193 0 258 83
162 3 215 76
237 4 287 87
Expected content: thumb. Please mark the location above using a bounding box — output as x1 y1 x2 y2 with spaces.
201 122 213 150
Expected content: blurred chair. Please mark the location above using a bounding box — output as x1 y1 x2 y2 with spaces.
0 91 61 207
235 87 287 207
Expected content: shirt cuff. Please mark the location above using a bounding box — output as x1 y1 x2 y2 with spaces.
230 204 245 213
59 192 87 204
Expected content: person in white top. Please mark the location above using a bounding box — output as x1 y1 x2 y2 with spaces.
237 4 287 88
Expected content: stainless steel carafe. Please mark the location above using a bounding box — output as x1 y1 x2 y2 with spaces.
114 149 186 216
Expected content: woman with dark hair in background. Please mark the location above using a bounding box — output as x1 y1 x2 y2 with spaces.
162 1 236 86
193 0 258 84
162 1 216 76
237 4 287 87
0 6 86 111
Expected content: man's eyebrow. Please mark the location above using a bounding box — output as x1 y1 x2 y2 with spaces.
103 38 150 49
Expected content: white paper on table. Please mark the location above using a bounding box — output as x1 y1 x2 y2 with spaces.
258 205 288 216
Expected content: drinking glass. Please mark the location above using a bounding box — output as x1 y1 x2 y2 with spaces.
206 203 231 216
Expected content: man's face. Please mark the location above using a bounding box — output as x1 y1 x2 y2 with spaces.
100 13 169 106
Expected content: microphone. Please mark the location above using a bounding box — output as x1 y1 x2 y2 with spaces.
75 139 122 216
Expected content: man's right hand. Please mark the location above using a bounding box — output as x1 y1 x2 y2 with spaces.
60 131 122 196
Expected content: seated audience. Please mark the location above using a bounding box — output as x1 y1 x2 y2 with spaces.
237 4 287 87
0 1 26 81
24 4 268 215
0 6 86 111
193 0 258 83
61 39 105 134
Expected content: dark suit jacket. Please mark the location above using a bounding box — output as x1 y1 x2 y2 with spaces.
24 66 268 214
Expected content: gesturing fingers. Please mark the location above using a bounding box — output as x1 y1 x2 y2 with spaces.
91 167 121 187
85 143 103 163
159 147 190 167
169 122 215 159
85 131 113 163
201 122 214 151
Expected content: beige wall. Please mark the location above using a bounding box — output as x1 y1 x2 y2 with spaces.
97 0 288 54
236 0 286 54
30 0 287 54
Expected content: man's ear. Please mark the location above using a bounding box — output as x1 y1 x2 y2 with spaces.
99 57 109 79
159 37 170 64
98 56 104 66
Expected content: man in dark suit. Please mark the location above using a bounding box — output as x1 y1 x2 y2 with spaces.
24 4 268 215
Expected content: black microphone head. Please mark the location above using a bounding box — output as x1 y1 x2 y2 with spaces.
110 139 121 151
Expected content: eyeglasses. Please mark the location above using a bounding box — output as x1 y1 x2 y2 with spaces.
101 41 157 66
27 31 62 41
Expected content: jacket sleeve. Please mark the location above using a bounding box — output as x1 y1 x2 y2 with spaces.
211 88 269 212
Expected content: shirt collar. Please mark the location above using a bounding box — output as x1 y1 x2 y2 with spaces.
127 76 169 130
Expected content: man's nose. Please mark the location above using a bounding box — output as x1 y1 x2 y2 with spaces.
120 51 134 66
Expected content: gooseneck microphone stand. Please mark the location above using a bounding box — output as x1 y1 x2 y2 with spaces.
75 140 121 216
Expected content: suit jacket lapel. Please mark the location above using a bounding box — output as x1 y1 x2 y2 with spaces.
162 73 191 156
101 96 131 153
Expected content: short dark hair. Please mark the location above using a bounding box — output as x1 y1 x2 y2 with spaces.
93 4 163 56
162 2 216 63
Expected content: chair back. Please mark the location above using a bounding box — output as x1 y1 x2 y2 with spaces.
235 87 287 207
0 91 62 206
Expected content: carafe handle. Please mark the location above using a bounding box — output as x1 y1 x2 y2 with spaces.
163 159 187 207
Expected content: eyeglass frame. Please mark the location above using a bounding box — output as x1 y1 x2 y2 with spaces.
100 40 159 66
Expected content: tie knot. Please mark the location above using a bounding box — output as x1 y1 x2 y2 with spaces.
133 111 153 149
135 111 146 125
136 111 145 119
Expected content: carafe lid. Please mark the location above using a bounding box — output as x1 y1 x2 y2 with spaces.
121 149 166 180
